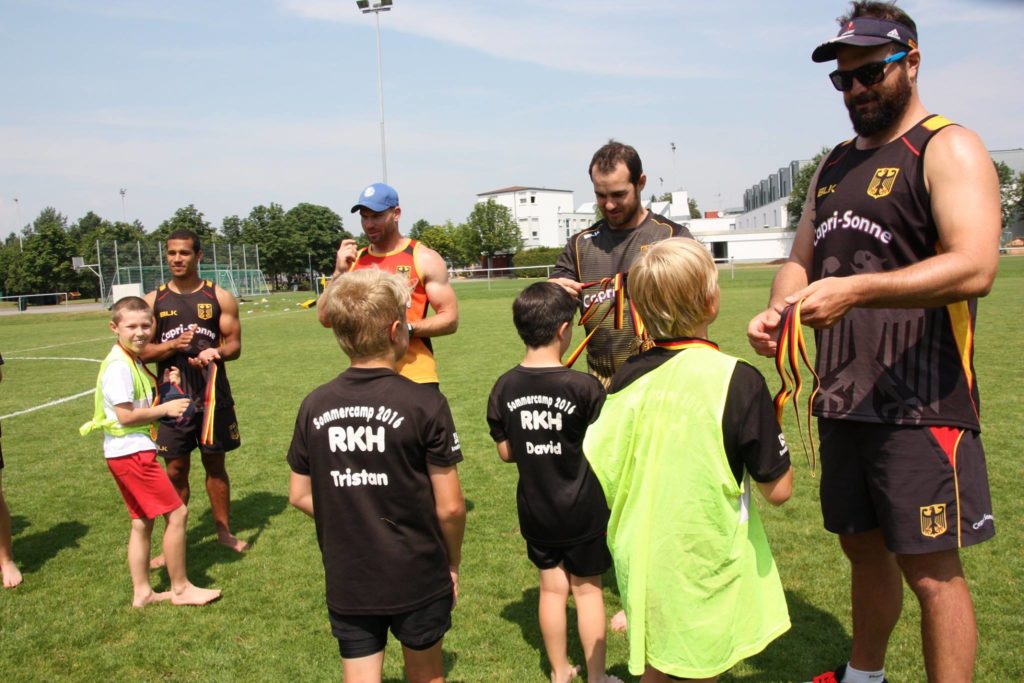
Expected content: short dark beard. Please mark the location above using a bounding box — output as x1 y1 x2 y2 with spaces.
846 69 912 138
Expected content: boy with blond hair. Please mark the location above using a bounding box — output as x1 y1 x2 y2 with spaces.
80 296 221 607
585 238 793 681
288 269 465 683
487 282 620 683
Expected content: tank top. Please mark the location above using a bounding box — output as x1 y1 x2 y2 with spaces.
811 114 980 429
349 238 439 384
152 280 234 410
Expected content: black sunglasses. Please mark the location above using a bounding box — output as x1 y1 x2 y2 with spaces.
829 51 907 91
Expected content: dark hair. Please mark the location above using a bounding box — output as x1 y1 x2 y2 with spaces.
589 139 643 185
840 1 916 35
167 229 201 252
111 295 152 323
513 282 577 349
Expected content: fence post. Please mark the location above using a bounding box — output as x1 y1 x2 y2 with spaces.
137 240 144 289
96 239 106 305
113 240 121 286
159 241 165 283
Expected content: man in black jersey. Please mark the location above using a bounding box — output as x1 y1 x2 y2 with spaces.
747 4 1000 682
550 140 692 385
142 230 247 559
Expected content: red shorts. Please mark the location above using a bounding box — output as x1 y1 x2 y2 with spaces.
107 450 183 520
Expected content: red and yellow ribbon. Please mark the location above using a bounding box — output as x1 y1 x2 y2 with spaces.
566 274 644 368
772 300 820 475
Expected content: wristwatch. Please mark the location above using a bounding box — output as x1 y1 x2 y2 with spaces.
407 323 415 338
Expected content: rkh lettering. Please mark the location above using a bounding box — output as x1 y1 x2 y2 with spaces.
521 410 562 431
329 425 386 453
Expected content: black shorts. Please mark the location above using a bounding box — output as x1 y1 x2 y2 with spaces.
328 592 453 660
156 406 241 459
819 419 995 554
526 533 612 577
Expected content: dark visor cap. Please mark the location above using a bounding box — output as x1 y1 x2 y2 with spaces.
812 16 918 63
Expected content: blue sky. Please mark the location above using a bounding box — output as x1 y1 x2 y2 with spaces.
2 0 1021 238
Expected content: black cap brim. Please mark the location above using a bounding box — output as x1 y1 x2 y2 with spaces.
812 35 894 62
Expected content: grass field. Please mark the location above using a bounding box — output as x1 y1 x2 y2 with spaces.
1 259 1022 682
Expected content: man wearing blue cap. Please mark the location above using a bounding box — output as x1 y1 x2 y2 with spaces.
747 2 1000 682
319 183 459 386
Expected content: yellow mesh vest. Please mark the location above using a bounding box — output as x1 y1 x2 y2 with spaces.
584 346 790 678
79 344 155 438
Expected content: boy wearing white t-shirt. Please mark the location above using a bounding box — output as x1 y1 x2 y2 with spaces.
81 296 220 608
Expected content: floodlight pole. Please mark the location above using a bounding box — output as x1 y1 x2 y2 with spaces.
13 197 22 251
670 142 677 191
357 0 392 183
120 188 127 223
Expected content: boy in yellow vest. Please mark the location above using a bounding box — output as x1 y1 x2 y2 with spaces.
81 296 221 608
585 239 793 681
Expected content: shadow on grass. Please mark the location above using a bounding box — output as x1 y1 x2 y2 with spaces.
10 513 29 535
382 648 460 683
178 490 288 583
12 520 89 575
722 590 850 682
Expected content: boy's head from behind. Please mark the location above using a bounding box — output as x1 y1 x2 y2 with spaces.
110 296 154 353
321 268 410 360
512 282 577 350
630 238 719 339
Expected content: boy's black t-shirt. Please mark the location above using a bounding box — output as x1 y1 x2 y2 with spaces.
612 344 790 485
486 366 609 546
287 367 463 614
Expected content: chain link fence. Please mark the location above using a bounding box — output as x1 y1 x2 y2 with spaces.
90 240 270 306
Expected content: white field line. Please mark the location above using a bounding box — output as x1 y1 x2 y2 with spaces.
4 336 110 354
0 356 100 420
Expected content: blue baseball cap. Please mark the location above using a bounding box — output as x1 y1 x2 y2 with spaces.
351 183 400 213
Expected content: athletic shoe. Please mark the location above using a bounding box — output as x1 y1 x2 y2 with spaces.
804 664 889 683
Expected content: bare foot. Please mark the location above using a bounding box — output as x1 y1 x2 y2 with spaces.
171 582 222 606
610 609 627 633
1 561 23 588
551 664 580 683
149 555 166 571
217 532 249 554
131 590 171 608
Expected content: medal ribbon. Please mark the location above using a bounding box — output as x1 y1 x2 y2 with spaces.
565 274 641 368
772 300 820 475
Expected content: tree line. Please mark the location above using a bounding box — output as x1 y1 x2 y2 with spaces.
0 199 523 297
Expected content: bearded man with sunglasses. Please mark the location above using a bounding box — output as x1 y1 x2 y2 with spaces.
747 3 1000 682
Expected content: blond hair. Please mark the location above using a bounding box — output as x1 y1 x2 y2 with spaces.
629 238 718 339
320 269 410 358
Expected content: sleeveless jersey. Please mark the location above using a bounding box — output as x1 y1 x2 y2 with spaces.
349 238 438 384
811 114 980 430
552 214 691 380
152 280 234 410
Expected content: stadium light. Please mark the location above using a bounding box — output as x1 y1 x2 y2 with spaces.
356 0 393 183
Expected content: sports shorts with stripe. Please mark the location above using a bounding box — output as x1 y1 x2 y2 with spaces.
819 418 995 554
156 406 241 459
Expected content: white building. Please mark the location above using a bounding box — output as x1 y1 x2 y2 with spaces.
476 186 576 248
